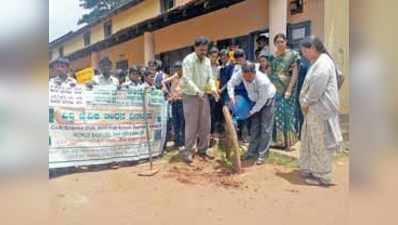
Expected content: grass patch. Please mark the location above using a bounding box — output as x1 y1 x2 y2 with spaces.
334 150 349 160
161 150 181 163
266 152 299 168
211 142 230 169
161 138 348 171
218 152 234 170
212 139 243 170
216 139 299 169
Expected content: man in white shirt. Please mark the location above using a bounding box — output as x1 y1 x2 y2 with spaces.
49 58 77 88
228 62 276 165
121 65 143 90
141 67 156 89
88 57 119 90
255 33 270 60
230 49 250 143
149 59 167 90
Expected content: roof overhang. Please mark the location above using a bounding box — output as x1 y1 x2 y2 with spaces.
64 0 246 61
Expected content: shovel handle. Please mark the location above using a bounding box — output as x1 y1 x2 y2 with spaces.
143 88 153 170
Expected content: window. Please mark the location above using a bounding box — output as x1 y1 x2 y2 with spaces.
287 21 311 50
158 46 192 74
104 20 112 38
289 0 304 15
161 0 174 12
59 47 64 57
217 35 254 60
116 60 129 71
83 32 91 46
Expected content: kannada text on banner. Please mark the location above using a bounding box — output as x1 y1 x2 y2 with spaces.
49 84 168 169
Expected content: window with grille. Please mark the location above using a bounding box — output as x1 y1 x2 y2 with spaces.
116 60 129 70
104 21 112 38
83 32 91 46
59 47 64 57
289 0 304 15
161 0 174 12
287 21 311 50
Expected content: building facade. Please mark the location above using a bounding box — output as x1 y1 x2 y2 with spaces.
49 0 349 113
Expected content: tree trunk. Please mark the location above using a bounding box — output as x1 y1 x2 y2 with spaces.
222 106 241 174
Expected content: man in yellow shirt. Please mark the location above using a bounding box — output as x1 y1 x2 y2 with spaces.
180 36 219 163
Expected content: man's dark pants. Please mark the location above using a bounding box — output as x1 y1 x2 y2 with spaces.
171 100 185 147
209 95 223 135
247 97 276 159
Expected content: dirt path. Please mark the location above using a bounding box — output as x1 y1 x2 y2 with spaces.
50 151 348 225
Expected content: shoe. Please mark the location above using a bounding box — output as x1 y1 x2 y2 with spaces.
242 153 255 161
110 162 120 169
299 170 317 179
197 152 215 160
319 178 334 187
180 151 193 164
258 151 270 161
304 178 322 186
255 158 265 165
239 137 249 144
300 171 313 178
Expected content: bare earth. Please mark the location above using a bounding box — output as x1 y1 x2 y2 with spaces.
50 151 348 225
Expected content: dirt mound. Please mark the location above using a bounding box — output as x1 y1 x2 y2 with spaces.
164 157 243 188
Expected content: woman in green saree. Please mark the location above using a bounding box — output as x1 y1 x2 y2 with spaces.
269 33 300 150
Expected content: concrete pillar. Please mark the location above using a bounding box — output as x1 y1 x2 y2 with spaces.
90 51 100 70
269 0 288 53
323 0 349 113
144 32 155 65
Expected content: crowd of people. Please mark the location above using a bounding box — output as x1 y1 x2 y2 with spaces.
49 33 343 186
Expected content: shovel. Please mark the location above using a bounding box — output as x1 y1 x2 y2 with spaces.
138 87 160 176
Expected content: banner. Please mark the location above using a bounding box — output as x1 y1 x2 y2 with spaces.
49 84 168 169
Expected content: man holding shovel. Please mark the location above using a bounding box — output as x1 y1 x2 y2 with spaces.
180 36 219 163
227 62 276 165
